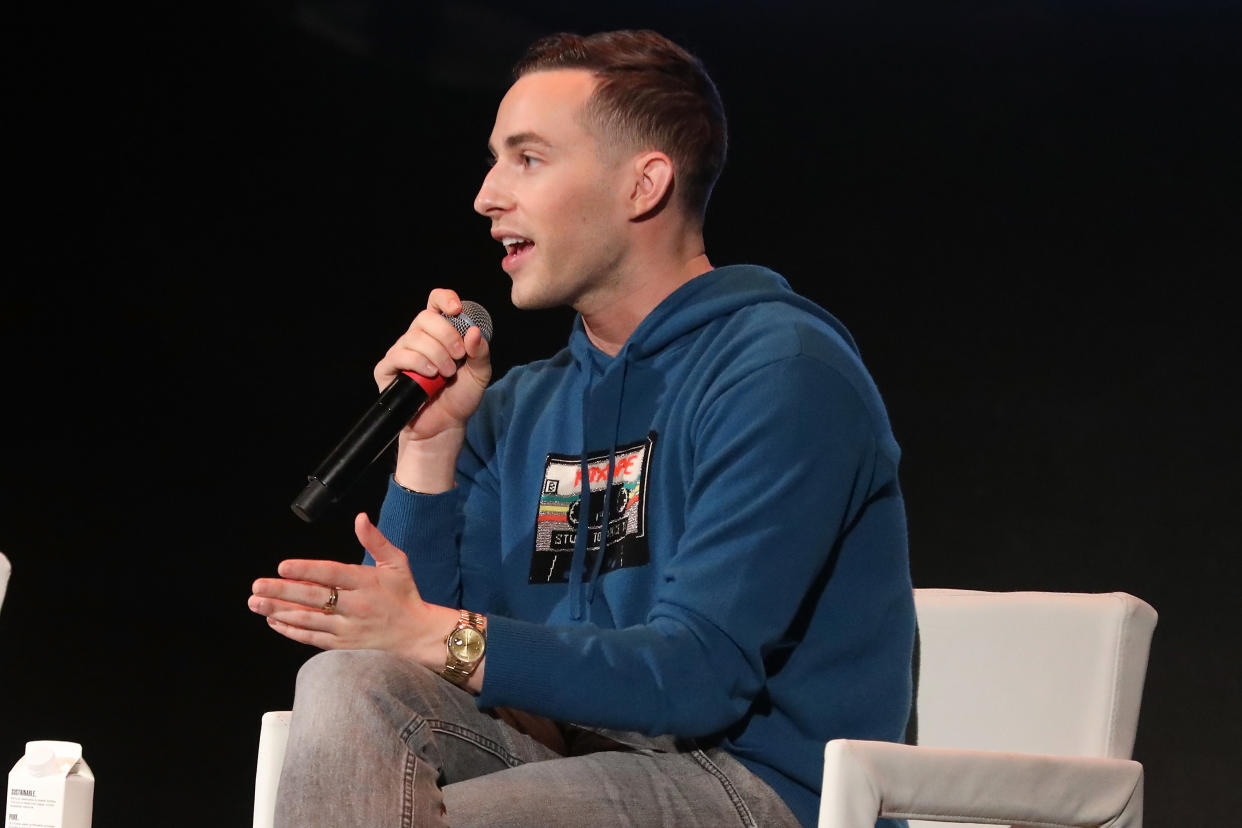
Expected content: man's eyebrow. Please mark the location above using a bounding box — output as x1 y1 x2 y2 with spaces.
488 132 554 156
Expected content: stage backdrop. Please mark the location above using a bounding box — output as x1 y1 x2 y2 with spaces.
2 3 1238 825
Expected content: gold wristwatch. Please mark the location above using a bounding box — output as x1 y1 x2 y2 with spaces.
442 610 487 686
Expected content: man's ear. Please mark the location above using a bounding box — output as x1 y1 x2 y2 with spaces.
628 151 674 219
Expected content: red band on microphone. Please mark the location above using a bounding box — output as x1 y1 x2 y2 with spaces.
402 371 448 397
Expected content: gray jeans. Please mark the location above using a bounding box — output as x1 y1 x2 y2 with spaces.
275 649 801 827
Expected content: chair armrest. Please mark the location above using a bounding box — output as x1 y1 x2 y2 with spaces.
820 739 1143 828
253 711 292 828
0 552 11 611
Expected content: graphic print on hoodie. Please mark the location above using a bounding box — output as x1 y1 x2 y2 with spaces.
530 433 656 583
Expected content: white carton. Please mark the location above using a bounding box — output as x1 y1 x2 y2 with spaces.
6 741 94 828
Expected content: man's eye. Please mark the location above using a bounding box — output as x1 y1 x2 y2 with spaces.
521 154 541 168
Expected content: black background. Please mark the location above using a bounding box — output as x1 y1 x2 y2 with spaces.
3 2 1239 825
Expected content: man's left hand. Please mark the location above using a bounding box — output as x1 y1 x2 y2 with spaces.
248 513 457 665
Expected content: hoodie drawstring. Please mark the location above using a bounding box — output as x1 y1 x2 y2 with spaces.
568 366 594 621
584 355 628 606
568 349 630 620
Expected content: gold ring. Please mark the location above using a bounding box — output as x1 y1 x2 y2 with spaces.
322 586 339 614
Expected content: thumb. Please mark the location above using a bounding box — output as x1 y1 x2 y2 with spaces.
355 513 408 568
463 327 492 380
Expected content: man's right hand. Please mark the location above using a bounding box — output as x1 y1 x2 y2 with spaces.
374 289 492 493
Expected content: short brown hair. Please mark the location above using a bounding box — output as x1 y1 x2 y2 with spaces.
514 30 728 224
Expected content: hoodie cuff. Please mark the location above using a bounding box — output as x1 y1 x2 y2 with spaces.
476 615 566 712
374 475 460 563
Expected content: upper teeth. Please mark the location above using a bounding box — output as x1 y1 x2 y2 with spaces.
502 236 530 252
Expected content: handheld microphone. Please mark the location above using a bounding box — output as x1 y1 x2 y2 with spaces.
290 301 494 523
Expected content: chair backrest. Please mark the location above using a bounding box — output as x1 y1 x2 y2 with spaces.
913 589 1156 760
0 552 10 612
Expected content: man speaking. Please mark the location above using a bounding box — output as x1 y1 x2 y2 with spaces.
249 29 914 827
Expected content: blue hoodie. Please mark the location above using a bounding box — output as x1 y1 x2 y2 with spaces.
376 265 915 827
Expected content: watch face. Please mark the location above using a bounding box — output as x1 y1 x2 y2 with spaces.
448 626 485 662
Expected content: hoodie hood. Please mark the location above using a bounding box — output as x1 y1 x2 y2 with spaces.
562 265 859 618
568 264 859 366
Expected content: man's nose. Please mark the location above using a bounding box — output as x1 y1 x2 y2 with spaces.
473 165 511 216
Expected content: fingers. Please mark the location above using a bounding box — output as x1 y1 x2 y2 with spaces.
271 559 365 589
249 580 352 648
250 572 356 651
250 577 340 611
375 312 463 385
391 318 487 396
374 301 486 392
266 616 337 649
431 289 491 359
252 595 339 628
426 288 463 316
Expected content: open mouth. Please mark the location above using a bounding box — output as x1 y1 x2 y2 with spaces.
501 236 534 268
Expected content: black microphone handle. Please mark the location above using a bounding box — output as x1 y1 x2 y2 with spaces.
290 299 493 523
290 373 433 523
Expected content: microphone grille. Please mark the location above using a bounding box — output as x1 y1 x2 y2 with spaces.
447 300 494 343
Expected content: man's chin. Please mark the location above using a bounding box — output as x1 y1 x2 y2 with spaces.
509 282 563 312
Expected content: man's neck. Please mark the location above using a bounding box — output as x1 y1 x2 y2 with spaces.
580 250 712 357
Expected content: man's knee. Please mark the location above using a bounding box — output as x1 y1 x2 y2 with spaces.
294 649 443 710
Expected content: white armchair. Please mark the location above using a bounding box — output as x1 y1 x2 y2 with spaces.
253 711 291 828
820 589 1156 828
253 589 1157 828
